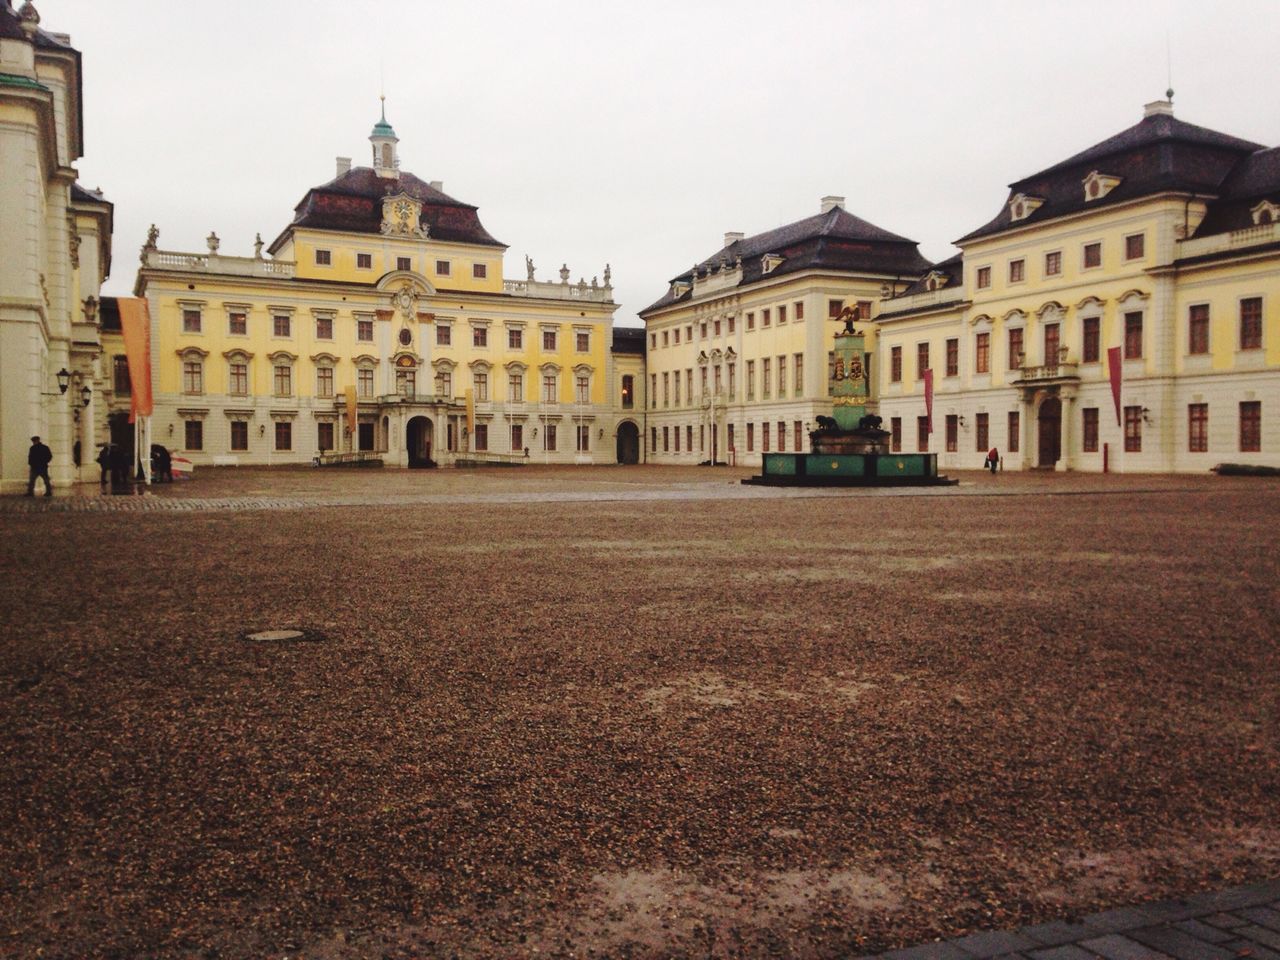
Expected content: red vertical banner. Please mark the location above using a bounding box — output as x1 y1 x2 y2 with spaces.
118 298 153 423
1107 346 1123 426
923 368 934 434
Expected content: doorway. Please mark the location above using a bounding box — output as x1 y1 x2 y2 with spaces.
406 416 434 467
1038 398 1061 467
615 421 639 464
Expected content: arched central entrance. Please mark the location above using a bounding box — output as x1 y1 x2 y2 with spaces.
616 421 639 464
406 416 435 468
1038 397 1062 468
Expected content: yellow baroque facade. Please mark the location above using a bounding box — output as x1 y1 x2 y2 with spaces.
875 99 1280 473
132 108 628 468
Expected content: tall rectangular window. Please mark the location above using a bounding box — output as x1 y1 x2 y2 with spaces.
828 299 843 318
621 374 634 409
1008 328 1023 369
576 331 590 352
182 308 201 333
1083 408 1099 452
475 424 490 452
437 325 452 346
1188 403 1208 453
662 372 670 407
1082 317 1100 363
713 319 721 336
1240 401 1261 452
762 308 771 327
746 422 755 452
1008 411 1020 453
1124 405 1142 452
762 358 771 398
1188 305 1209 354
1009 259 1025 283
762 421 770 453
917 416 929 452
1044 323 1060 364
228 311 247 335
358 319 374 342
473 326 488 348
358 367 374 398
662 426 669 452
576 424 589 453
777 355 786 396
778 305 787 324
544 423 557 451
975 332 990 374
945 338 959 377
542 329 557 351
890 346 902 382
542 374 557 403
674 371 681 405
184 420 202 451
976 266 991 289
275 421 292 451
1044 251 1062 276
272 315 290 337
793 354 803 396
315 316 333 339
511 423 524 453
728 362 736 399
1240 297 1263 350
395 370 416 397
794 421 803 452
917 342 930 378
776 421 785 453
316 366 333 398
315 421 332 453
746 360 755 400
945 415 958 452
274 365 292 396
113 355 132 394
794 301 804 321
1125 312 1144 359
231 420 249 452
890 417 902 452
183 360 203 394
575 375 589 404
1083 242 1102 269
746 312 755 331
649 374 656 408
508 327 523 349
474 372 489 401
975 413 989 451
508 372 524 402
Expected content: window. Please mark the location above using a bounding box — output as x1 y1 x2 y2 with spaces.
473 372 488 401
891 346 903 382
762 421 770 453
1008 328 1023 369
275 421 292 451
687 425 694 452
686 325 692 341
727 423 735 453
673 372 680 405
662 331 669 348
793 354 803 396
228 311 247 335
1124 405 1142 452
435 369 452 397
1083 242 1102 269
621 375 634 409
397 256 411 272
576 331 590 352
762 358 771 399
182 359 203 394
762 309 771 327
795 301 804 321
315 316 333 339
1188 305 1209 354
316 421 333 452
1008 411 1020 453
315 249 331 266
794 421 803 451
184 420 202 451
714 365 722 393
662 426 669 452
273 315 290 338
777 421 785 453
662 372 670 406
778 305 787 325
746 360 755 400
182 308 202 333
700 367 708 395
508 371 524 402
511 424 524 453
396 369 416 396
1188 403 1208 453
542 373 557 403
890 417 902 452
1044 323 1060 364
945 338 959 377
358 319 373 342
1240 401 1261 452
917 416 929 452
976 266 991 289
357 253 372 270
1083 408 1099 452
1125 233 1145 261
916 342 930 379
358 367 374 398
728 317 735 334
976 412 989 452
542 329 557 351
273 364 292 396
473 326 488 348
437 325 452 346
975 332 990 374
777 355 786 396
436 260 450 276
1044 251 1062 276
231 420 249 451
1009 259 1025 283
475 424 489 452
650 374 657 408
945 415 958 452
1124 312 1143 359
650 333 656 350
543 423 557 451
857 300 873 321
673 329 680 345
673 426 680 453
1082 317 1100 363
747 312 755 331
508 328 523 350
650 426 657 452
113 355 131 395
1240 297 1262 350
728 362 736 398
828 299 843 318
575 375 589 404
714 319 721 336
746 422 755 452
576 425 589 453
473 263 487 279
315 366 333 398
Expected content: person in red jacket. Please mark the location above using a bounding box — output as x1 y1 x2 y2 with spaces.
985 446 999 474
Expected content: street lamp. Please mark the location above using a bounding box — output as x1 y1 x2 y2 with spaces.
80 383 91 407
56 367 70 394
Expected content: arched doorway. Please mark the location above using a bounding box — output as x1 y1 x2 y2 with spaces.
406 416 435 468
616 421 639 464
1038 397 1062 468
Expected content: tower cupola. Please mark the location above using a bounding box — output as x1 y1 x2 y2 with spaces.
370 96 400 179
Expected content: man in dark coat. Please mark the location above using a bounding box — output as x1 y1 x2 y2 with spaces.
96 443 111 485
26 436 53 496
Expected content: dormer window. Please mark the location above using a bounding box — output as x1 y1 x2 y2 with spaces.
1251 200 1279 225
761 253 784 275
1008 193 1045 222
1083 170 1123 202
924 271 949 292
672 280 691 298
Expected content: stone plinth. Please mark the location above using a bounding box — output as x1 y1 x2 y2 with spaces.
811 428 890 456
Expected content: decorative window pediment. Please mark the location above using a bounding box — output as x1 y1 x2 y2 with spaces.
309 352 338 364
1076 295 1107 311
504 360 528 372
1250 200 1279 225
696 351 709 366
572 363 594 376
709 348 723 362
1008 193 1045 222
761 253 784 274
969 313 994 328
177 346 210 359
1083 170 1123 202
468 358 492 371
724 346 737 360
267 350 298 363
431 357 456 371
1035 301 1066 322
353 353 380 367
1116 289 1149 307
222 348 253 360
539 361 562 374
1001 308 1026 325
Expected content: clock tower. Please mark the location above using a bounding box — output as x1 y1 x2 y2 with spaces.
370 96 400 179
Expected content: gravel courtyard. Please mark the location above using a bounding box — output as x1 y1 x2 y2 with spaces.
2 466 1277 959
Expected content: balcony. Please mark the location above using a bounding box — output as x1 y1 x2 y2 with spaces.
1012 357 1079 387
503 278 613 303
141 248 296 279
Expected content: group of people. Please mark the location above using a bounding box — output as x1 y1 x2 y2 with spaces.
25 436 174 496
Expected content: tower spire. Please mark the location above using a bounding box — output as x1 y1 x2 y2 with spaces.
369 95 400 179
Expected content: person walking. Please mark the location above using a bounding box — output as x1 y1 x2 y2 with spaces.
96 443 111 485
26 436 53 496
986 446 999 474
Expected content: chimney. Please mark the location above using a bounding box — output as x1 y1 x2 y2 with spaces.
821 195 845 214
1143 98 1174 118
336 156 352 176
429 180 444 193
723 231 744 248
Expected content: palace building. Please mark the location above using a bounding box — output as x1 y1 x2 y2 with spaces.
0 0 114 494
131 104 629 468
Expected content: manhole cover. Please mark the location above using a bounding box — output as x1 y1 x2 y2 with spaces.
241 628 323 642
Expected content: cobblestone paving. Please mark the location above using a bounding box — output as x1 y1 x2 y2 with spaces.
858 879 1280 959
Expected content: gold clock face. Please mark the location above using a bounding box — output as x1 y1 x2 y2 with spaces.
395 200 412 220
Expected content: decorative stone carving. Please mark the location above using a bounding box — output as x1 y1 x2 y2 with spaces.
69 232 80 268
17 1 39 38
207 231 220 253
603 263 611 286
253 233 264 259
392 282 418 320
559 263 570 282
380 193 426 238
525 255 536 281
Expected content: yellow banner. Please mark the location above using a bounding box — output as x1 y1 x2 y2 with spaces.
344 385 357 436
117 298 153 421
465 388 475 434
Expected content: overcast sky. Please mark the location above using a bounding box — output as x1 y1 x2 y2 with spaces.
63 0 1280 326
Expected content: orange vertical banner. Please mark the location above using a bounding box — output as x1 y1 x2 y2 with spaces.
344 386 358 436
118 298 153 423
923 368 934 434
1107 346 1123 427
